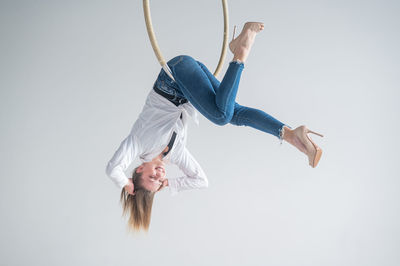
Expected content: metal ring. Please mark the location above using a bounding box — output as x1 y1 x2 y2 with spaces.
143 0 229 79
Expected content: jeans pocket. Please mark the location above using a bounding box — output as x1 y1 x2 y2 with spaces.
155 77 178 100
160 80 176 94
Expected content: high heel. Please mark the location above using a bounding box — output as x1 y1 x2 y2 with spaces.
228 22 264 55
307 129 324 138
292 125 324 168
306 133 323 168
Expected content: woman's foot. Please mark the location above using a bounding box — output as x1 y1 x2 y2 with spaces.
282 125 324 168
229 22 264 63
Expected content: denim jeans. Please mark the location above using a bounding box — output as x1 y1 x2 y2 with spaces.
153 55 291 141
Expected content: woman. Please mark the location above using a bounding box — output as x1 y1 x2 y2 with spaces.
105 22 323 231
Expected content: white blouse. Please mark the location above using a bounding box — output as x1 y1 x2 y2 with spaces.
105 89 208 195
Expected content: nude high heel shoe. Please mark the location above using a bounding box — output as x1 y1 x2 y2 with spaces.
293 125 324 168
228 22 265 63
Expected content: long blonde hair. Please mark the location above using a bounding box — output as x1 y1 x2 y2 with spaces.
120 167 156 232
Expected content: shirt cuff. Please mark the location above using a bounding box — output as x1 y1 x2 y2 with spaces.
116 176 129 190
167 178 179 196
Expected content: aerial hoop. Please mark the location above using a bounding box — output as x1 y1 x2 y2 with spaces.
143 0 229 81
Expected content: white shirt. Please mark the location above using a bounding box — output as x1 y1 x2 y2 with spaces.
105 89 208 195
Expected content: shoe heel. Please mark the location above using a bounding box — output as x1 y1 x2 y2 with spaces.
311 148 323 168
232 25 237 41
307 129 324 138
306 134 323 168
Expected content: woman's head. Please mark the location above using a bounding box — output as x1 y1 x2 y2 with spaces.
120 166 155 232
120 158 167 232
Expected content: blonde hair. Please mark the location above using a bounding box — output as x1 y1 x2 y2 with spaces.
120 167 156 232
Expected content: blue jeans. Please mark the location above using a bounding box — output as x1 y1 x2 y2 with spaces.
154 55 291 141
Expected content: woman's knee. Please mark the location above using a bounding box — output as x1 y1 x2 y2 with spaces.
212 103 241 126
230 103 246 126
212 112 233 126
179 55 196 63
168 55 196 67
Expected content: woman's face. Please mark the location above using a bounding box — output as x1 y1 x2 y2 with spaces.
136 157 166 192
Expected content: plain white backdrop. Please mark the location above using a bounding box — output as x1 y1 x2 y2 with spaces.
1 0 399 265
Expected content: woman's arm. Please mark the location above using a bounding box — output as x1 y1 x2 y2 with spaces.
168 147 209 195
105 134 141 189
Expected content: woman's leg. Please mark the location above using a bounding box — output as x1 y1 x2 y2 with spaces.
195 58 324 167
194 57 323 167
166 55 291 142
170 57 323 167
165 22 264 125
195 60 292 142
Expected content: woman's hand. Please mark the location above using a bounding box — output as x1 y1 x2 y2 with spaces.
124 178 135 195
156 179 169 192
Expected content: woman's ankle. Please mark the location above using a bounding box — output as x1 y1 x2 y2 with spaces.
232 47 249 63
231 58 243 64
281 126 293 142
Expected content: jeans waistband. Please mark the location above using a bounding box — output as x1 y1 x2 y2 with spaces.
153 84 188 106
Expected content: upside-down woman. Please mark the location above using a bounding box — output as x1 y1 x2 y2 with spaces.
105 22 323 231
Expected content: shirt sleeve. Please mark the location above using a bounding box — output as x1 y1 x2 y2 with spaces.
168 147 209 195
105 134 141 190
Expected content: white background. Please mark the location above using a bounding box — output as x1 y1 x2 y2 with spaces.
1 0 399 265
